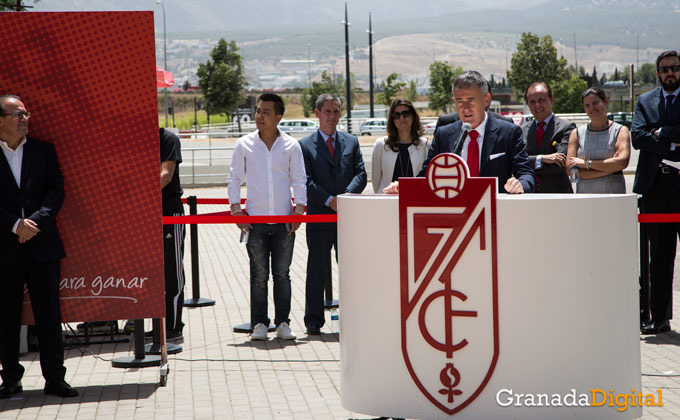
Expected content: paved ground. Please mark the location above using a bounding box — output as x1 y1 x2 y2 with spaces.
1 186 680 420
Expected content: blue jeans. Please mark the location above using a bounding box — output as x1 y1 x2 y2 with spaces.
246 223 295 327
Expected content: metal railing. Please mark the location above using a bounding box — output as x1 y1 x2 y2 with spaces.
177 113 601 187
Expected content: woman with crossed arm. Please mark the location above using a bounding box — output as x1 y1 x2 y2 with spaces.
566 87 631 193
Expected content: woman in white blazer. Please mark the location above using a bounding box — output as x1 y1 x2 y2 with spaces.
371 98 430 193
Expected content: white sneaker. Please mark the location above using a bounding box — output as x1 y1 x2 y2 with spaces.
276 322 296 340
251 323 268 341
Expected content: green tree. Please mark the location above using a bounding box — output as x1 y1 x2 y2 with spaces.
196 38 247 117
0 0 39 11
428 61 464 113
508 32 568 99
592 66 599 86
377 73 406 106
621 66 637 84
553 74 588 113
638 63 656 84
301 71 343 117
405 80 418 102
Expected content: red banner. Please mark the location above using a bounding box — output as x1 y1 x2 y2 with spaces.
0 12 165 322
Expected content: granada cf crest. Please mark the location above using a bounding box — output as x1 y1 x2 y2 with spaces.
399 153 498 415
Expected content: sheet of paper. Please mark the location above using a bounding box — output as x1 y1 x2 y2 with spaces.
662 159 680 170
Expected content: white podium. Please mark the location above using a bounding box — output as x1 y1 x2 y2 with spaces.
338 193 641 420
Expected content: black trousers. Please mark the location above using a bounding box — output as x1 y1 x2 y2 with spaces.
640 169 680 322
163 200 185 332
0 247 66 384
304 226 337 329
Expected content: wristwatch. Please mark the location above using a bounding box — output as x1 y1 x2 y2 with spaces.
586 159 592 170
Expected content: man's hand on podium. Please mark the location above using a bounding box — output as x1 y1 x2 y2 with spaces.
383 181 399 194
504 177 524 194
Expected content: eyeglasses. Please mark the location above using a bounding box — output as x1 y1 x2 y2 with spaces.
392 110 412 120
658 65 680 74
0 111 31 119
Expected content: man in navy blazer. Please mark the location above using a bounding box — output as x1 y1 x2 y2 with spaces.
633 50 680 334
299 94 367 334
0 95 77 398
418 71 535 194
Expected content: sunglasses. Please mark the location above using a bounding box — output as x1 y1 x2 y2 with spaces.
658 65 680 74
392 110 412 120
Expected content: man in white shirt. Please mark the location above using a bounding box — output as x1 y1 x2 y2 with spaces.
228 93 307 341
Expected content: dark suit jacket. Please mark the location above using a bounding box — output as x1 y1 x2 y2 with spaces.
435 111 513 134
299 130 367 229
632 87 680 194
421 116 535 193
0 137 65 265
521 116 576 193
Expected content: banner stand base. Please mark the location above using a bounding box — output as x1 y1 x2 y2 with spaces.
184 297 216 307
146 343 182 355
111 355 161 368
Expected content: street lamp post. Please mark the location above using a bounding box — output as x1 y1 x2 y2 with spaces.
343 2 352 133
367 13 374 118
156 0 168 127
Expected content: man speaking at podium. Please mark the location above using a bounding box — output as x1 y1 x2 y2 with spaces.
420 71 534 194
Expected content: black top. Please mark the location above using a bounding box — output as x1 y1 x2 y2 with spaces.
160 128 183 204
391 143 414 181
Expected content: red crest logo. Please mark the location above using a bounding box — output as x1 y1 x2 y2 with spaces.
399 153 499 415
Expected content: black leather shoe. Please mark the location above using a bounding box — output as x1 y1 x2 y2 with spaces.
0 381 22 399
44 381 79 398
307 326 321 335
166 329 183 341
641 319 671 335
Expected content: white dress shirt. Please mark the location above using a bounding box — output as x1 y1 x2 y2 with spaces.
227 129 307 216
460 112 489 169
0 137 26 233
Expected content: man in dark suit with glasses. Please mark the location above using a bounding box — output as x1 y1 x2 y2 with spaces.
0 94 78 398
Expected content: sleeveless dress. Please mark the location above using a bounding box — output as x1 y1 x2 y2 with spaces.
575 122 626 193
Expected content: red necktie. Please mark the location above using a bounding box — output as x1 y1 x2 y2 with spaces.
467 130 479 177
536 121 545 150
327 136 335 160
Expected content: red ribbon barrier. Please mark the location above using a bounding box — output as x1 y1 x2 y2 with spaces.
181 198 240 205
638 213 680 223
163 213 337 225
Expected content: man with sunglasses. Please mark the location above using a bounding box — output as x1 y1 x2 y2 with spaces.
0 95 78 398
632 50 680 335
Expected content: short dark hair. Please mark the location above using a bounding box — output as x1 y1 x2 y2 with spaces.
581 87 607 103
0 94 22 113
385 98 424 152
453 71 489 95
315 93 341 111
257 93 285 115
524 82 553 102
656 50 679 70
